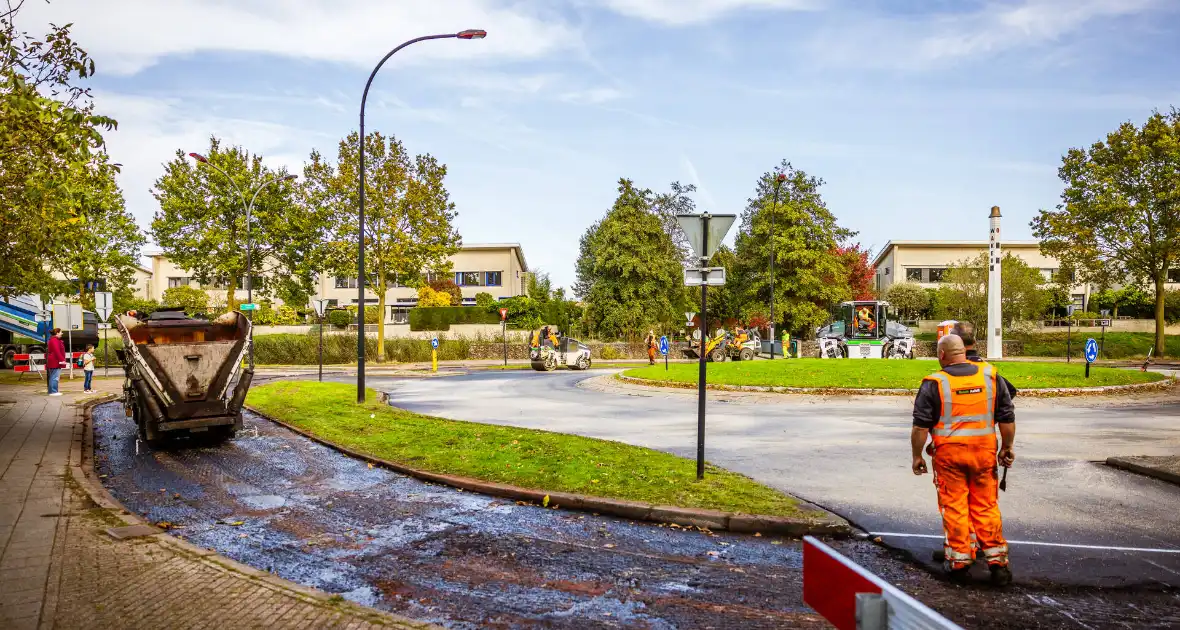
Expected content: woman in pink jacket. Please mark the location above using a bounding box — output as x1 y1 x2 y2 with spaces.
46 328 66 396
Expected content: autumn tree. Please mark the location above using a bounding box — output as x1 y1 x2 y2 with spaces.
837 244 876 301
152 136 325 309
306 131 461 360
1 0 119 297
575 179 685 339
732 161 855 337
1033 109 1180 355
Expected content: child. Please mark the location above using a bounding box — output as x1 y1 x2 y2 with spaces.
82 344 96 393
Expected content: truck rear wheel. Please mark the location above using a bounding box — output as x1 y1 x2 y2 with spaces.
2 348 15 369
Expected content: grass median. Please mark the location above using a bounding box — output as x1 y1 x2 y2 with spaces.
246 381 812 518
622 358 1166 389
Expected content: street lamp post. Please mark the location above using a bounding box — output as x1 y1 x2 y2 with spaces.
355 29 486 404
768 173 786 359
188 152 296 368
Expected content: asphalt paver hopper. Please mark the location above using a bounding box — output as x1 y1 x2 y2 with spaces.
114 309 253 446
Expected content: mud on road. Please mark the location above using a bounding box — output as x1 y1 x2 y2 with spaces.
92 402 1180 629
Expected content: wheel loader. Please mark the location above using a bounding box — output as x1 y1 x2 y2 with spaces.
682 327 760 362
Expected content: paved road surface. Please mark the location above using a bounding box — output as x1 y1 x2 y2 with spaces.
365 370 1180 591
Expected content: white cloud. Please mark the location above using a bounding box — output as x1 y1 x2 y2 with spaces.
596 0 822 25
809 0 1161 70
558 86 624 104
16 0 581 76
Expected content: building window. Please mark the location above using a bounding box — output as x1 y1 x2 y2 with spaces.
167 276 191 289
1169 269 1180 283
335 276 356 289
927 268 944 283
485 271 502 287
905 268 922 282
456 271 483 287
390 307 410 325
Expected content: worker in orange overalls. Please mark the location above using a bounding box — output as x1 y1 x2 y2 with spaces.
646 331 657 365
911 334 1016 586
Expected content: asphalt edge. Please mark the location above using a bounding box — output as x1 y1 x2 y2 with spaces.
614 374 1178 398
1105 457 1180 486
75 395 438 629
245 404 851 538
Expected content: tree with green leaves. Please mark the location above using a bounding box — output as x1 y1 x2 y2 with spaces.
575 179 685 339
161 285 208 316
305 131 461 360
48 156 145 303
884 282 929 320
152 136 324 310
936 253 1047 325
732 161 855 337
1033 109 1180 356
688 244 743 327
527 270 553 302
1 0 119 298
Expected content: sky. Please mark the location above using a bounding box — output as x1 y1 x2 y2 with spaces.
16 0 1180 291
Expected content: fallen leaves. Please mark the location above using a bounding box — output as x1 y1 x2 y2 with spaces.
542 495 550 508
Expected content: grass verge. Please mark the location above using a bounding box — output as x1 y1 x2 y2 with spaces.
622 358 1166 389
247 381 810 518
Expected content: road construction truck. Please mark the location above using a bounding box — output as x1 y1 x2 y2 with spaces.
1 295 99 368
114 309 253 446
528 326 592 371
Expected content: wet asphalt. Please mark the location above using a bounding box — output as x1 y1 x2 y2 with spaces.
365 371 1180 590
93 371 1180 628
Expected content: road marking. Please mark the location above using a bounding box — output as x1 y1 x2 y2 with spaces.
870 532 1180 554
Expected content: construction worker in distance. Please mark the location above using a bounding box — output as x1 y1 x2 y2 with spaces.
645 330 657 365
912 334 1016 586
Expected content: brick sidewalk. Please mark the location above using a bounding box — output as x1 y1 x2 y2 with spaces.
0 381 431 629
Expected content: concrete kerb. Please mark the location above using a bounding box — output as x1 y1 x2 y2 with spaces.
246 403 850 538
75 396 438 628
1105 457 1180 487
615 374 1179 398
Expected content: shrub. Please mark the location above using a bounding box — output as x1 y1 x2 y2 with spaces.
598 344 623 360
161 286 209 316
475 292 496 309
417 286 452 308
1070 311 1099 321
328 309 353 328
251 333 474 364
498 295 543 330
253 302 300 326
409 306 500 331
346 305 380 324
429 279 462 306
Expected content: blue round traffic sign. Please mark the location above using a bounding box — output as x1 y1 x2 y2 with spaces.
1084 338 1098 363
431 337 439 349
658 335 669 355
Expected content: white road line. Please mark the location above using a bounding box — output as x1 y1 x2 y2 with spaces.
870 532 1180 554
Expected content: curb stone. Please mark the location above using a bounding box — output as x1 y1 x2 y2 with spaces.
1105 456 1180 486
615 374 1177 398
77 396 438 629
246 405 851 538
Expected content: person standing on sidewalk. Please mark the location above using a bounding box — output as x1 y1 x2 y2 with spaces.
46 328 66 396
911 334 1016 586
82 344 96 393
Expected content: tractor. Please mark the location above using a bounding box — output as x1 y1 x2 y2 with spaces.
816 300 915 359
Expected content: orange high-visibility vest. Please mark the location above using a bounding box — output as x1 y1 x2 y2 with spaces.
924 365 998 449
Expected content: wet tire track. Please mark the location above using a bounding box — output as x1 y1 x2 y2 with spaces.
93 402 1180 629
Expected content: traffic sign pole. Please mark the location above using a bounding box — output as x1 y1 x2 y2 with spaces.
431 337 439 372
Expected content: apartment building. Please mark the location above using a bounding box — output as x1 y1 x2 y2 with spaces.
146 243 530 323
872 240 1094 311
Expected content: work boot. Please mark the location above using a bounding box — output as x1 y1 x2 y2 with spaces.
989 564 1013 587
946 566 972 585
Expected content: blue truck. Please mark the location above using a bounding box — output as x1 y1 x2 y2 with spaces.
0 295 100 368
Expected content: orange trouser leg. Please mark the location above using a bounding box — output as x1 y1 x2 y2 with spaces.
965 447 1009 566
933 448 974 569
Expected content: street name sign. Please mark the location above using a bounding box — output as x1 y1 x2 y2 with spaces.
239 303 258 311
684 267 726 287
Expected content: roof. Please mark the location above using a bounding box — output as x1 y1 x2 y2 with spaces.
872 240 1042 269
458 243 528 272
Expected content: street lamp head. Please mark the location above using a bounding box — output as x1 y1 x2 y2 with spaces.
457 29 487 39
282 174 298 182
188 152 209 164
775 173 787 183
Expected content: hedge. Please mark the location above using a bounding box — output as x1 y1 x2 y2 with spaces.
409 306 500 331
254 333 473 363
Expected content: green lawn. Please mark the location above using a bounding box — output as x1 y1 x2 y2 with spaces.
623 358 1166 389
246 381 814 518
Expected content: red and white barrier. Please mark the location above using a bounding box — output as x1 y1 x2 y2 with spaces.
12 352 85 375
803 536 960 630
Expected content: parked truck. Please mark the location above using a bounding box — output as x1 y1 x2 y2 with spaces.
114 308 254 447
1 295 100 369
